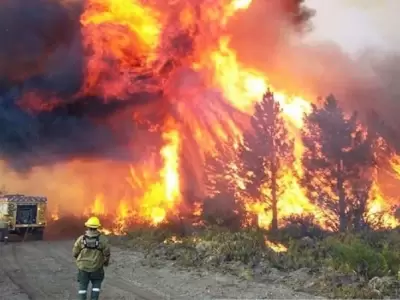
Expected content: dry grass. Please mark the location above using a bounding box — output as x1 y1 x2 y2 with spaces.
113 223 400 299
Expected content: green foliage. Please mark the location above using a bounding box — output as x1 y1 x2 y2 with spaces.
382 243 400 275
279 239 323 270
323 235 388 278
278 231 399 279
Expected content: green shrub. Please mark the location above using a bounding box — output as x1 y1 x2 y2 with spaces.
271 231 400 279
381 243 400 275
323 235 388 278
280 239 324 270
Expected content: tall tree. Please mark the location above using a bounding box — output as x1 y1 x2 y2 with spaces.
240 91 295 231
203 137 244 228
301 95 375 232
204 137 241 198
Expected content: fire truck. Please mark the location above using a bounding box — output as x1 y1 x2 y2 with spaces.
0 194 47 240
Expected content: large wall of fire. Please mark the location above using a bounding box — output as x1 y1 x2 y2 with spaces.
0 0 399 231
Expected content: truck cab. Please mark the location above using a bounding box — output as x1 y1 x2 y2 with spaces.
0 194 47 240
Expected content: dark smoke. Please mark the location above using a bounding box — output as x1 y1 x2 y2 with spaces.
0 0 313 172
0 0 165 171
0 0 81 81
2 0 397 175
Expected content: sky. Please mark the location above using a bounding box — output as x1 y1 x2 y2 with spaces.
305 0 399 55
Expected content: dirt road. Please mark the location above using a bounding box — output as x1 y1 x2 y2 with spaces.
0 240 165 300
0 240 322 300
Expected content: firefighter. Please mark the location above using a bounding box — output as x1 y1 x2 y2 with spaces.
0 213 10 244
72 216 110 300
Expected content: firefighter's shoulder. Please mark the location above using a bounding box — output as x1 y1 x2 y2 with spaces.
74 234 85 244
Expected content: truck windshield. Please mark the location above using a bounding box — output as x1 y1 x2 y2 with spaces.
16 205 37 224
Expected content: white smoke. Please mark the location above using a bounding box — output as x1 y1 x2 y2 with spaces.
305 0 400 55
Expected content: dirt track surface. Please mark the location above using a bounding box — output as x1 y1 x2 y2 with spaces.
0 240 322 300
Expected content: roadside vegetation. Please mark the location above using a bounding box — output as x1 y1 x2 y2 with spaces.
109 218 400 299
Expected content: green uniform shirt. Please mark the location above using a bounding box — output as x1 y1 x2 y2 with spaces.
72 230 111 272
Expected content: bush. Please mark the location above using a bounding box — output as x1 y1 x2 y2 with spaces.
199 226 266 264
275 214 328 242
124 225 173 250
202 194 245 230
278 239 324 270
121 225 267 265
332 285 382 299
115 224 400 299
119 225 400 278
323 235 388 278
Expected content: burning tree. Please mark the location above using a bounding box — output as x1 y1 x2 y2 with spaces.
203 137 245 228
240 91 295 231
301 95 375 232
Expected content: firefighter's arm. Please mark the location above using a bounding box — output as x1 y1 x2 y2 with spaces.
102 237 111 266
72 236 83 259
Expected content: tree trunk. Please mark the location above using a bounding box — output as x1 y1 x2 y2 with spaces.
337 159 347 232
352 188 368 232
271 160 278 232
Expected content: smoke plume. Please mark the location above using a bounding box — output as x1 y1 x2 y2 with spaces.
0 0 398 174
0 0 314 172
0 0 168 170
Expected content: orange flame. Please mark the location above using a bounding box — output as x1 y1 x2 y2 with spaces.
80 0 161 97
132 123 181 226
0 0 398 234
265 239 288 252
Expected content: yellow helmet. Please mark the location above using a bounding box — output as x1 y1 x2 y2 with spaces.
85 216 101 229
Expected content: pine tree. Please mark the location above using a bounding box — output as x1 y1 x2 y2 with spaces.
240 91 295 231
301 95 375 231
203 137 244 228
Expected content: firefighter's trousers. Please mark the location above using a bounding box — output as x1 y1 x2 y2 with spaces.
77 267 104 300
